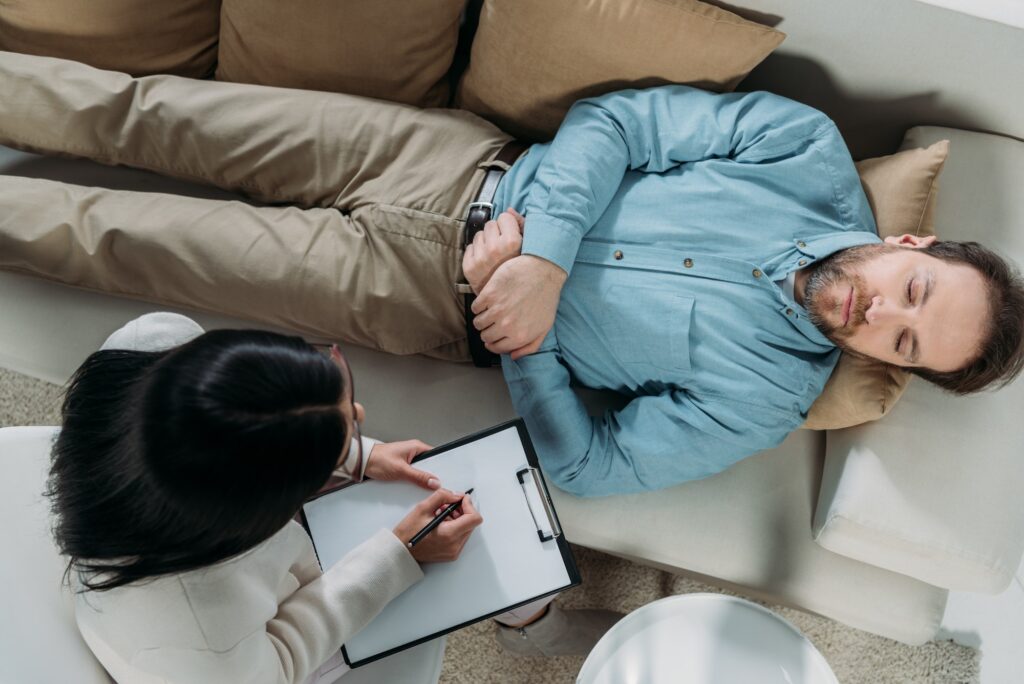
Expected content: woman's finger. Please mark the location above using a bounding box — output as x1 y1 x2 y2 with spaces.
400 461 439 490
417 488 461 515
446 496 483 534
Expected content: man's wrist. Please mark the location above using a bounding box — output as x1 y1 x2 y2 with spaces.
521 254 568 286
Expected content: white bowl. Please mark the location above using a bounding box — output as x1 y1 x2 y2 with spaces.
577 594 837 684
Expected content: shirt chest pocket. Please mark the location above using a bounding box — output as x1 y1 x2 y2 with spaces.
600 284 694 378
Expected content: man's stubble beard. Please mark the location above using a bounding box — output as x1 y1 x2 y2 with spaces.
803 243 892 348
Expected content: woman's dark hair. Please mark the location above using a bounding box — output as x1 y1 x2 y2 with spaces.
911 240 1024 394
48 330 348 591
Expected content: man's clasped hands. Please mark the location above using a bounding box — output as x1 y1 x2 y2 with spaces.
462 209 566 360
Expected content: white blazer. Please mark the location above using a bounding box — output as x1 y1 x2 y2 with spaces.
74 313 424 684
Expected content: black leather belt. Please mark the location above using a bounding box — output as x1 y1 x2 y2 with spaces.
463 140 529 367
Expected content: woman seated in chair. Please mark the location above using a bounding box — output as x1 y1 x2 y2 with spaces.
48 312 482 684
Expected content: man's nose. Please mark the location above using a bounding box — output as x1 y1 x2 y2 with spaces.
864 295 912 325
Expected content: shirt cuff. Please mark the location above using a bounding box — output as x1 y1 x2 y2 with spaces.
521 215 582 276
501 328 559 379
358 435 379 481
335 434 379 482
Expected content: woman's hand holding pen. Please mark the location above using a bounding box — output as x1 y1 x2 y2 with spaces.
393 489 482 563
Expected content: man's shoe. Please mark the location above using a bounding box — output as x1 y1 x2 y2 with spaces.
495 603 625 657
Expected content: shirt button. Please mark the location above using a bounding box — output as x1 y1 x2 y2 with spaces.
786 308 794 316
798 259 807 266
797 241 807 248
613 250 624 260
683 258 694 268
752 268 762 279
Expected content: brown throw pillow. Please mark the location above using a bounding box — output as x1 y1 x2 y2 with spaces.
0 0 219 78
803 140 950 430
216 0 464 108
455 0 785 141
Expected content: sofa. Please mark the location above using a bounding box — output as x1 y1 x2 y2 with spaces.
1 1 1022 681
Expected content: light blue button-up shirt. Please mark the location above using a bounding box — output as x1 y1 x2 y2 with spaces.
492 86 881 497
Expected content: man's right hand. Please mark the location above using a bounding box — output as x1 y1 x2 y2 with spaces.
472 254 566 360
392 489 483 563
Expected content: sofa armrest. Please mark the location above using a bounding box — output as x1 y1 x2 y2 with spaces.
813 383 1024 593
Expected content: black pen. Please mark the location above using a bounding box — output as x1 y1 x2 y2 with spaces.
408 488 474 548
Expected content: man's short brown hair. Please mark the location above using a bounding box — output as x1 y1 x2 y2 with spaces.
910 241 1024 394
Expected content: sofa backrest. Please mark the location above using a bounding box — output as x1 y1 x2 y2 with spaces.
719 0 1024 159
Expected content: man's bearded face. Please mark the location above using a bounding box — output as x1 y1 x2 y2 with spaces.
801 242 988 372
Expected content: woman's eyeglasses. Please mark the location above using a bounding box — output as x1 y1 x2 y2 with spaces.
311 342 363 485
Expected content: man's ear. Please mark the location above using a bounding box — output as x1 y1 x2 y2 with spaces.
883 233 938 249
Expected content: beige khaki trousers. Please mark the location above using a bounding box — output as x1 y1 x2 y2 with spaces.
0 51 514 360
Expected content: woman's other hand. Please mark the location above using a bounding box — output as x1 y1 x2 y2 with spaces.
393 489 483 563
364 440 440 490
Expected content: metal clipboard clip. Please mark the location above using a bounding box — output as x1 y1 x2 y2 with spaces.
516 466 562 542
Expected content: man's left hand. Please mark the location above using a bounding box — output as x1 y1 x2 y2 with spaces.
462 209 525 294
472 254 567 360
364 440 440 490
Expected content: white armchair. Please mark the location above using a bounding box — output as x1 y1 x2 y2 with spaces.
0 425 450 683
0 426 112 684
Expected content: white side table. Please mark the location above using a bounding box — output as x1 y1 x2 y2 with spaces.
577 594 837 684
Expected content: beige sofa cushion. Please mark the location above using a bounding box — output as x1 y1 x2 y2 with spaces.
0 0 219 78
552 428 948 645
856 141 948 239
814 127 1024 592
455 0 785 141
804 140 949 430
216 0 464 108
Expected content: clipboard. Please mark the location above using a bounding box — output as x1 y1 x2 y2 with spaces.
299 419 581 668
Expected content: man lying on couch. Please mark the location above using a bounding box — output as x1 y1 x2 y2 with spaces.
460 91 1024 497
1 52 1023 502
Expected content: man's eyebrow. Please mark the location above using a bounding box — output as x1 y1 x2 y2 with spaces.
921 270 934 308
909 271 933 364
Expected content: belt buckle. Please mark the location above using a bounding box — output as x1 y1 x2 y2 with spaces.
467 201 494 218
465 201 494 248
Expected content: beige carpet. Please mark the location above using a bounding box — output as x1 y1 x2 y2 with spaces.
1 366 981 683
